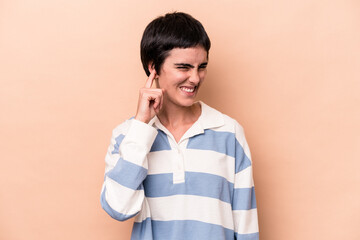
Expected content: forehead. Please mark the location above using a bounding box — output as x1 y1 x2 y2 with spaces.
164 46 208 64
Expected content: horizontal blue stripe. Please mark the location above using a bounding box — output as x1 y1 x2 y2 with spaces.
100 186 137 221
131 217 153 240
232 187 256 210
106 157 147 190
150 129 171 152
235 232 259 240
187 129 251 173
144 172 234 203
235 140 251 173
111 134 125 154
187 129 236 157
133 218 234 240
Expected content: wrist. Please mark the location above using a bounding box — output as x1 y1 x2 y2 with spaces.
135 115 150 124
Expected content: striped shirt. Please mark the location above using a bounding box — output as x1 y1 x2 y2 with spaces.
100 101 259 240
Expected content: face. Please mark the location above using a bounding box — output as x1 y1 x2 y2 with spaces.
156 46 208 109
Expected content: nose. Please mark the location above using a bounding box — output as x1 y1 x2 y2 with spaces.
189 69 201 85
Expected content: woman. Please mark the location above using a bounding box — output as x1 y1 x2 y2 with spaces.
101 12 259 240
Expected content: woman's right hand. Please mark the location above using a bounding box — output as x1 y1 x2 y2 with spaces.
135 70 164 123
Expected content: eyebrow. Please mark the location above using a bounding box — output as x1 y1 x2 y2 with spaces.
174 62 208 68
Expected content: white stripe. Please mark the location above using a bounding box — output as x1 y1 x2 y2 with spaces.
105 176 144 216
117 119 158 168
104 152 119 173
233 209 259 234
105 120 131 172
234 166 254 188
134 198 151 223
185 150 235 183
148 149 235 183
147 195 234 230
234 123 252 161
112 120 131 137
147 151 173 174
120 141 149 169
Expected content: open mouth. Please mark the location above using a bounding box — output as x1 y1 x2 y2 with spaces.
180 86 196 93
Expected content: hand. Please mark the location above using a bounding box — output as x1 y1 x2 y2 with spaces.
135 70 164 123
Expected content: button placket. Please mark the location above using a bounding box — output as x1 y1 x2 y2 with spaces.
173 149 184 183
172 140 187 184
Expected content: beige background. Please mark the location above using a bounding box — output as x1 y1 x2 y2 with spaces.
1 0 360 239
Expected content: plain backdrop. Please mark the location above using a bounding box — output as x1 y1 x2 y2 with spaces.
1 0 360 239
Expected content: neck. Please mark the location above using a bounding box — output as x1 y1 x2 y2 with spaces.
157 102 201 129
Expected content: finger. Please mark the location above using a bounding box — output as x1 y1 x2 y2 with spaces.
158 89 164 111
141 88 162 100
153 91 163 115
143 91 160 106
152 95 160 109
145 69 157 89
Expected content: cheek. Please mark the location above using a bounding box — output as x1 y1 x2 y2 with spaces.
169 72 188 84
159 69 181 83
199 70 207 81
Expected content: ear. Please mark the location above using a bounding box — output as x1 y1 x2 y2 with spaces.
148 62 155 73
148 62 159 77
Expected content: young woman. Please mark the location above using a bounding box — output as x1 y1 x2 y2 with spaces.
101 12 259 240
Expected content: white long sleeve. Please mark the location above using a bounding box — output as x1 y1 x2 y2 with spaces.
100 119 158 221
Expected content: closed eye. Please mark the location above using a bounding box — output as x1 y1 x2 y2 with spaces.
174 62 208 70
198 63 208 70
175 63 192 70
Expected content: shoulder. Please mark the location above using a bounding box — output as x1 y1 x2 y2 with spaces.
111 117 133 138
200 101 245 136
199 102 249 148
201 102 252 160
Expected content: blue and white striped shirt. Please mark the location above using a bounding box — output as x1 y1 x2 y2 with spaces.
101 102 259 240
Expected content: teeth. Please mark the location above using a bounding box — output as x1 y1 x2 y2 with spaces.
181 87 195 93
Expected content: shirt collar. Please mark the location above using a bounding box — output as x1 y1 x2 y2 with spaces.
149 101 224 141
197 101 225 130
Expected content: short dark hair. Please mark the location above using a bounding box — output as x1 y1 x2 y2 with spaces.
140 12 211 76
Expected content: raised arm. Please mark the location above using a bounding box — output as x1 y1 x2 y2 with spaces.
100 69 162 221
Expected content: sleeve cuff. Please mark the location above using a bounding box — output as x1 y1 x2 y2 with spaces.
123 119 158 152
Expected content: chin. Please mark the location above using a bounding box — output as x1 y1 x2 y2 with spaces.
166 93 198 108
177 98 197 108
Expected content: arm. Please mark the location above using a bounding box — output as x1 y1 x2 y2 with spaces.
232 122 259 240
100 119 158 221
101 69 163 221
